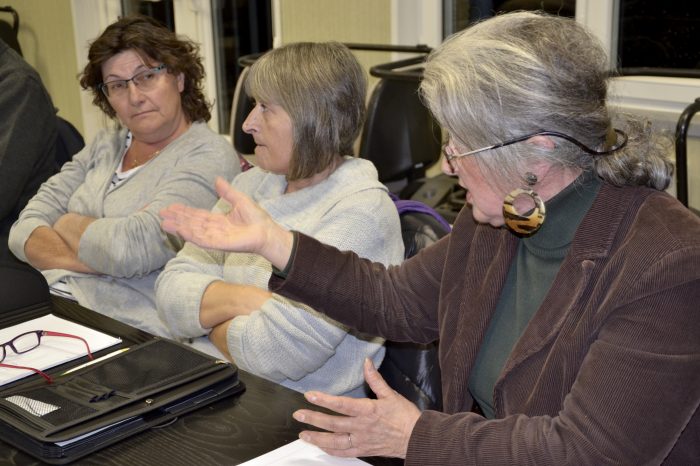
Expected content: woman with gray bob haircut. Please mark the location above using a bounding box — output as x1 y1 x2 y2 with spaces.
156 42 403 397
245 41 366 181
160 12 700 465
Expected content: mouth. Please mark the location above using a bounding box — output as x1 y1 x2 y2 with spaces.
132 110 155 118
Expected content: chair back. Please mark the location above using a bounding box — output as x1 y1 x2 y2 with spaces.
55 116 85 169
377 199 450 411
0 6 21 56
229 65 256 157
359 56 442 196
675 97 700 211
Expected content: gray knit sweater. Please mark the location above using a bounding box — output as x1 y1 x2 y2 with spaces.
9 122 239 336
156 157 404 396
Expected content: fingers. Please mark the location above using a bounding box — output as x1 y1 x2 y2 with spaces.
298 430 359 458
301 390 371 418
363 357 395 399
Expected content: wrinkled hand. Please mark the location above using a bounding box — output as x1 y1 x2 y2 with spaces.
160 177 293 268
293 358 421 459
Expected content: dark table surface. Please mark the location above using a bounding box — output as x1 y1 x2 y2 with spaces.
0 297 402 466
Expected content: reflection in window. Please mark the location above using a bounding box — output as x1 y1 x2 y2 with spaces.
443 0 575 37
618 0 700 76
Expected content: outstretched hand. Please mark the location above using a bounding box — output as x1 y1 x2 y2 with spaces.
293 358 421 459
159 177 294 269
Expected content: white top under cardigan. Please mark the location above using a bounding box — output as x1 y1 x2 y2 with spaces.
156 157 405 396
9 122 239 336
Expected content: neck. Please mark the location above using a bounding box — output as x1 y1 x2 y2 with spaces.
285 155 343 193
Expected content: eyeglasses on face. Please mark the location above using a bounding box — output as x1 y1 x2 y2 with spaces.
442 129 628 172
0 330 94 384
99 64 168 98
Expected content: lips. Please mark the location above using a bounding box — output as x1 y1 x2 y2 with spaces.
132 110 155 118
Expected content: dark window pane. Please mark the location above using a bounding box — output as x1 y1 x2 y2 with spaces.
618 0 700 76
443 0 575 37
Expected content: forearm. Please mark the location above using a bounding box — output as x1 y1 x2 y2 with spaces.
199 280 272 328
209 320 234 361
53 212 96 253
24 226 95 273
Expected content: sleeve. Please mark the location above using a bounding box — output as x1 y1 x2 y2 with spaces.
155 198 231 337
269 223 451 344
226 189 405 382
0 69 56 224
77 137 239 277
7 138 96 262
405 249 700 465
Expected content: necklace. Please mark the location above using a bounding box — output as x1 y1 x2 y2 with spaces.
124 148 161 171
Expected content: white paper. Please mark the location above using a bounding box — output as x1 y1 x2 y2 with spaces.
0 314 122 385
239 439 371 466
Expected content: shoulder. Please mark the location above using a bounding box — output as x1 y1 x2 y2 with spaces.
586 184 700 275
182 122 235 154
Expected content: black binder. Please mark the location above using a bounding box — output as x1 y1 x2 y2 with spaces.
0 264 245 464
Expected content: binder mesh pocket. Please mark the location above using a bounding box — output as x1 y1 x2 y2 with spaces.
80 340 213 394
6 387 97 426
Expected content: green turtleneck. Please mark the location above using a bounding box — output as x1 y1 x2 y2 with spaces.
468 171 601 419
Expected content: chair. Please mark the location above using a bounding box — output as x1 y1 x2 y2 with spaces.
229 65 256 158
359 55 442 198
0 6 22 57
675 97 700 214
55 116 85 169
377 200 450 411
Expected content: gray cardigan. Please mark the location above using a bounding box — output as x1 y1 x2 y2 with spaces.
9 122 239 336
270 183 700 465
156 157 405 396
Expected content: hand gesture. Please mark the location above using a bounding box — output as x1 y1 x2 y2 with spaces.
160 177 294 268
293 358 421 459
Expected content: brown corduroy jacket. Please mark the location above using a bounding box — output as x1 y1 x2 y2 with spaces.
271 182 700 465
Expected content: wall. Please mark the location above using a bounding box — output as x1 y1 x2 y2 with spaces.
4 0 83 134
276 0 394 87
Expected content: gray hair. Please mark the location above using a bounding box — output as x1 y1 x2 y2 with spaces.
245 42 367 181
420 11 673 191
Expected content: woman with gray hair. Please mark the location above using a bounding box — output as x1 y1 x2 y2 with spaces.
160 12 699 465
155 42 404 397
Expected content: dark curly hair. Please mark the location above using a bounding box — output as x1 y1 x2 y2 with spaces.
79 14 210 122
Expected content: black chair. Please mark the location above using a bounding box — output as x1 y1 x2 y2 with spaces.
0 259 49 317
0 6 21 56
55 116 85 169
675 97 700 214
377 204 450 411
359 55 442 198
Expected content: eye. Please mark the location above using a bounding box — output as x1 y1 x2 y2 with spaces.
107 81 127 91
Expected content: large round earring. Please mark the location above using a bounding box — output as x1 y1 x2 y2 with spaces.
502 172 546 236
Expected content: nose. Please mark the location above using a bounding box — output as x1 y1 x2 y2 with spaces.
127 80 145 104
242 105 260 134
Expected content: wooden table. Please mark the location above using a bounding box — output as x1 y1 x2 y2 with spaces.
0 297 401 465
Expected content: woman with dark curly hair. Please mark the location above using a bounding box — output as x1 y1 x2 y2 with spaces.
8 15 239 336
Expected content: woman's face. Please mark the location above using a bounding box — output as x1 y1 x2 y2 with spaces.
101 49 186 144
442 143 506 227
242 101 294 175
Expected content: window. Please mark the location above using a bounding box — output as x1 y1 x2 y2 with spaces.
443 0 575 38
121 0 272 134
617 0 700 77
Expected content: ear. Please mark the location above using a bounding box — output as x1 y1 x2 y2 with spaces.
527 135 556 150
177 72 185 92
